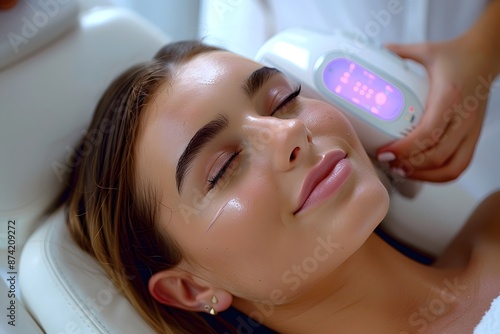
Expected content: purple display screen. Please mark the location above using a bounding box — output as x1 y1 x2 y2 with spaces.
322 57 404 121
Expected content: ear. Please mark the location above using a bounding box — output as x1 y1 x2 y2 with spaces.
148 266 232 315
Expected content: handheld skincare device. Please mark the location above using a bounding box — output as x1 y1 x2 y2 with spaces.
255 28 429 157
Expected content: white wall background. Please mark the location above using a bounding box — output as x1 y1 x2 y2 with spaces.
108 0 200 41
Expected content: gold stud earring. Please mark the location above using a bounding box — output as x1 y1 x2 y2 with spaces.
204 304 217 315
211 295 218 304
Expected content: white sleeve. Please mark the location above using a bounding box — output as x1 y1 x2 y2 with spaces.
198 0 271 58
198 0 490 56
474 295 500 334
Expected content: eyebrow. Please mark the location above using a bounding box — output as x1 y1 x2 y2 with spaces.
242 66 282 98
175 66 281 194
176 113 229 193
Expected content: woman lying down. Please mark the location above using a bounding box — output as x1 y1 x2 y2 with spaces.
63 41 500 334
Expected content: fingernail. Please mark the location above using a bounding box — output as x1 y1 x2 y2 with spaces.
377 152 396 162
392 167 407 177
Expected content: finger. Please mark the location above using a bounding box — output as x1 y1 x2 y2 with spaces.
407 117 482 182
378 76 459 162
385 43 433 64
394 112 473 172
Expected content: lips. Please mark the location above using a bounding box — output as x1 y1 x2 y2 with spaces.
294 150 351 214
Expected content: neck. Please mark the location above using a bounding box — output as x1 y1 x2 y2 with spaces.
235 233 469 334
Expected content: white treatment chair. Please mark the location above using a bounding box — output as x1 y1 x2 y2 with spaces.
1 1 499 333
0 1 170 332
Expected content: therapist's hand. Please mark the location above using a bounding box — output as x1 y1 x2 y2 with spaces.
377 0 500 183
376 36 497 182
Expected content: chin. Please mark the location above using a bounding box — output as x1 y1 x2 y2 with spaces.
335 164 391 240
309 172 388 245
355 149 390 225
355 177 390 232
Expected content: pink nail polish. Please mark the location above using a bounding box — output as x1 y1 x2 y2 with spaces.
392 167 407 177
377 152 396 162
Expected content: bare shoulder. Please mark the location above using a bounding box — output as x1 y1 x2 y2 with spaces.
434 190 500 267
466 190 500 243
430 192 500 333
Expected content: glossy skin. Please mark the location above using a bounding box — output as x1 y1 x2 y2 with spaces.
378 0 500 182
138 50 388 302
137 51 500 333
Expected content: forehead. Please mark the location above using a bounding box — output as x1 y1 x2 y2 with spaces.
143 51 259 135
175 51 259 93
136 51 260 191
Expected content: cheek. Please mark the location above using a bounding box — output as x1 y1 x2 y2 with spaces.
302 100 358 143
209 179 282 257
179 179 285 288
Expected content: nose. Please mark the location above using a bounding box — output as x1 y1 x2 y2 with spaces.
248 117 312 172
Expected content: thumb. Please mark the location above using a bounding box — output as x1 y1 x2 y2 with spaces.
385 43 433 67
378 72 452 161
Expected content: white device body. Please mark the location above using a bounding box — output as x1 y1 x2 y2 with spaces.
255 28 429 156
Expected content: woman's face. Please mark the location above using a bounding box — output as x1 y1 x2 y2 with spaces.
137 51 389 301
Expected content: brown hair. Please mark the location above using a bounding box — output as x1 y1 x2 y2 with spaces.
63 41 230 333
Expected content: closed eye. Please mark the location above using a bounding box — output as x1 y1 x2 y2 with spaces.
206 149 241 191
271 84 301 116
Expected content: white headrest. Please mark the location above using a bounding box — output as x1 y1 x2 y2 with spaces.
0 2 169 250
20 207 155 333
0 0 79 71
3 3 170 333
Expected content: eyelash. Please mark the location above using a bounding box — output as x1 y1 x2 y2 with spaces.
270 84 302 116
207 149 241 191
206 84 302 191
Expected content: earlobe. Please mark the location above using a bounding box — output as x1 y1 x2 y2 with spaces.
148 268 233 315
